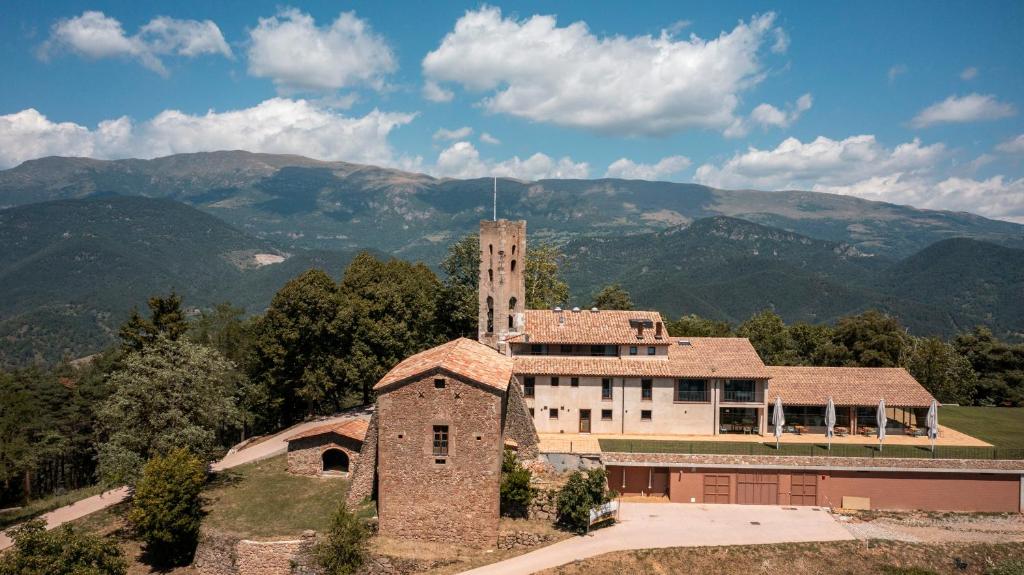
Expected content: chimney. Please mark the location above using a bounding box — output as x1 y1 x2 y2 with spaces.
655 321 664 339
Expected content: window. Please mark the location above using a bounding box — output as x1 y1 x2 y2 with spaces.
647 346 656 356
571 377 579 387
508 297 518 330
629 346 638 356
523 377 535 398
486 296 494 333
561 344 573 354
675 379 709 402
529 408 535 417
641 410 652 421
723 380 757 402
549 408 559 419
551 377 559 387
601 409 613 421
641 379 653 400
510 259 517 272
530 344 543 355
432 425 449 456
590 345 611 356
434 378 445 389
601 378 613 400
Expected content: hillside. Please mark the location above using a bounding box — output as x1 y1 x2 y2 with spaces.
562 217 1024 337
0 196 361 366
2 152 1021 261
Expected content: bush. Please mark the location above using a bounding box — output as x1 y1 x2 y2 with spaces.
555 467 613 533
0 518 127 575
315 502 370 575
500 449 533 518
128 448 206 566
988 559 1024 575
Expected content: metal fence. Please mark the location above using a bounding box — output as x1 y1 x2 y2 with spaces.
599 439 1024 460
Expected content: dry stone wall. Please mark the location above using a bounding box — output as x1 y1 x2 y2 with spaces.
194 530 316 575
346 410 378 508
504 376 540 459
287 434 361 476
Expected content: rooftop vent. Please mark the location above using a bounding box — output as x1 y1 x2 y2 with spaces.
553 306 562 312
591 307 599 313
571 306 581 313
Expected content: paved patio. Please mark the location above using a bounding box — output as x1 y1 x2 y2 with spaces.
538 424 988 454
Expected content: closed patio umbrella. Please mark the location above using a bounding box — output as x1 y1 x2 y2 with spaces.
876 399 887 451
926 399 939 452
772 395 785 450
825 397 836 451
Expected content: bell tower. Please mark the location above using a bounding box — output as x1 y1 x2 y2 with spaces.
479 219 526 352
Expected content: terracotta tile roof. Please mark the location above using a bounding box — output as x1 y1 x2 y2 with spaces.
766 366 936 407
513 337 769 379
507 309 669 345
374 337 513 392
286 419 369 443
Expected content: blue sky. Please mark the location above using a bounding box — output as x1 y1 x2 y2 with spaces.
1 1 1022 221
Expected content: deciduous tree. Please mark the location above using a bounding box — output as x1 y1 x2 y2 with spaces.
0 519 127 575
128 448 206 566
591 284 633 310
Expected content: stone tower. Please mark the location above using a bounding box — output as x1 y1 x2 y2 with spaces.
478 219 526 351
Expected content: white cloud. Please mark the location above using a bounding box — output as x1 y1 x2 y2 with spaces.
887 64 907 83
39 11 230 75
434 141 588 180
694 134 1024 222
910 93 1016 128
995 134 1024 155
0 99 415 169
605 155 691 181
479 132 500 145
422 8 787 136
247 9 395 92
433 126 473 141
725 93 812 137
422 81 454 103
960 66 978 81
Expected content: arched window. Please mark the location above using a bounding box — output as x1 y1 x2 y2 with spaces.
486 296 494 333
512 244 516 255
510 259 517 272
488 268 493 283
489 244 493 254
322 449 349 473
508 297 517 329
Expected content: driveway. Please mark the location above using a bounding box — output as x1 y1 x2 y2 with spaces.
460 501 854 575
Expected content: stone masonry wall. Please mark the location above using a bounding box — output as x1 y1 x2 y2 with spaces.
194 530 317 575
377 371 503 547
287 434 362 476
346 410 378 508
503 376 539 460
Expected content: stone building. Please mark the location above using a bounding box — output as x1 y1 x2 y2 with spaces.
346 337 538 547
478 219 526 351
285 419 368 476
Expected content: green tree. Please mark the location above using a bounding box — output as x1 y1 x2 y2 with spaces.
438 234 481 338
314 502 369 575
500 449 533 518
119 292 188 352
953 326 1024 406
555 468 612 533
525 241 570 310
188 303 253 368
0 519 127 575
736 310 799 365
97 338 240 485
251 269 346 424
337 252 448 403
591 284 633 310
832 310 911 367
666 314 733 337
128 448 206 566
788 323 841 366
907 337 978 404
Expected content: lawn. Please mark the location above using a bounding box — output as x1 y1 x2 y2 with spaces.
0 483 106 530
938 406 1024 449
598 438 1024 460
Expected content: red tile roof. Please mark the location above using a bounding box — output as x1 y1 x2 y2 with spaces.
374 337 513 392
507 309 668 345
766 366 936 407
513 337 769 379
286 419 369 443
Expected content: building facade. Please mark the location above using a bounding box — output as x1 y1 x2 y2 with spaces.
478 219 526 351
285 420 368 476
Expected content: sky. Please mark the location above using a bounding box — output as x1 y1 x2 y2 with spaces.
1 1 1022 222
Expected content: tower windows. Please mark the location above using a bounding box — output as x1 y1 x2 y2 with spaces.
510 259 517 272
486 296 494 333
508 297 517 329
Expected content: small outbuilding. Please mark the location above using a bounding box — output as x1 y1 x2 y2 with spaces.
286 419 369 477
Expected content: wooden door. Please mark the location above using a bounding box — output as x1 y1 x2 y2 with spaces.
737 473 779 505
579 409 591 433
790 473 818 505
703 474 730 503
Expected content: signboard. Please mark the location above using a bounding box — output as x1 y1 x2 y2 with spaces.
588 499 619 528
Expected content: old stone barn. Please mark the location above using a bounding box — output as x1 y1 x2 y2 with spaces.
286 419 368 476
347 337 537 547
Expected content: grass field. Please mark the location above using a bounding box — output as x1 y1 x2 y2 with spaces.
939 406 1024 449
598 438 1024 459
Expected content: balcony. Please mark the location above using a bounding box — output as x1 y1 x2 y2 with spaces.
722 389 761 403
674 390 710 402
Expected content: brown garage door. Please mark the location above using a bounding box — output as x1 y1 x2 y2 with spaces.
737 473 779 505
703 474 730 503
790 473 818 505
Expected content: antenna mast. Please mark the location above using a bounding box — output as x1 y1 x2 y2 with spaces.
493 177 497 221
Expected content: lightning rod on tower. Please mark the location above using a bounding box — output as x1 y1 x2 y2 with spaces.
493 176 497 221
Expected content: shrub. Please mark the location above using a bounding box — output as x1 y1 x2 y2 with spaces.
500 449 533 518
988 559 1024 575
128 448 207 566
315 502 370 575
0 518 127 575
556 467 613 533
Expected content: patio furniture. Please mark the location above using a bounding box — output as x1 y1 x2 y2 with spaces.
794 425 809 435
743 426 753 434
834 426 849 437
783 425 797 434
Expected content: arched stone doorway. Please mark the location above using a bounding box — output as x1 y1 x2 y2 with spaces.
322 449 350 473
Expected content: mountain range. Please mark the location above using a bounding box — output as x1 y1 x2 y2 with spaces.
1 151 1022 366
